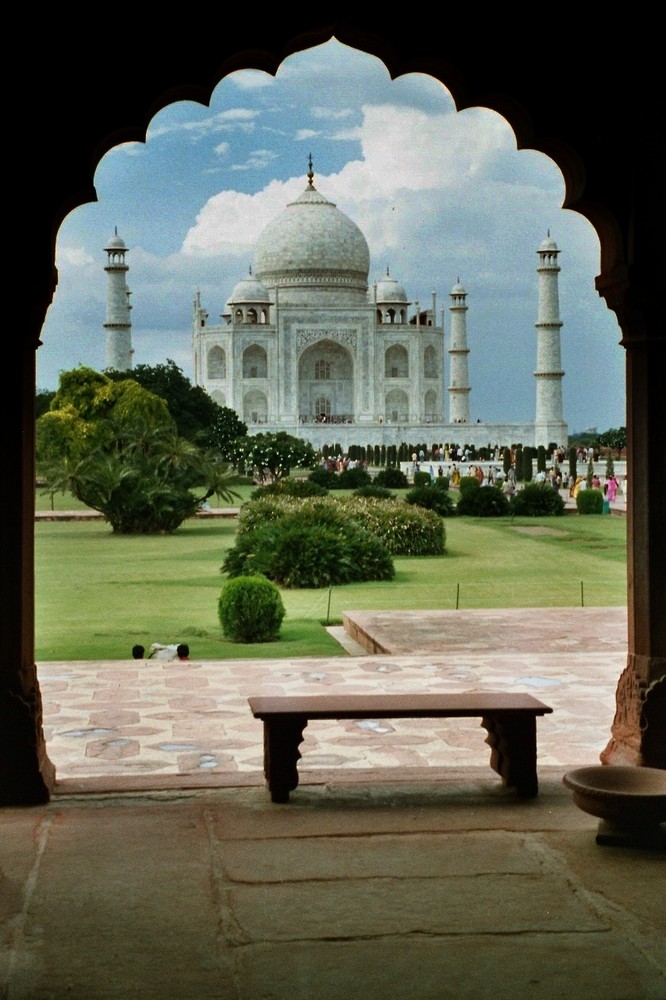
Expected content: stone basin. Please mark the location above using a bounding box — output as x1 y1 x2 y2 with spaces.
563 766 666 834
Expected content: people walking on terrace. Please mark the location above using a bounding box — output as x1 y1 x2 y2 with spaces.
606 474 619 502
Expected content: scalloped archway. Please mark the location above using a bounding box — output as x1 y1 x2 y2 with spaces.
5 20 664 804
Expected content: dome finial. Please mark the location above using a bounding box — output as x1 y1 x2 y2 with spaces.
386 266 390 277
307 153 314 188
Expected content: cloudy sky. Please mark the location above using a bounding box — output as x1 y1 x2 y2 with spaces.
38 39 625 434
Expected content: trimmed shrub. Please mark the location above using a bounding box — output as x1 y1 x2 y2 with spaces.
458 475 481 497
337 466 372 489
576 488 605 514
217 575 285 642
509 482 566 516
522 447 534 482
234 494 307 535
251 476 327 500
354 484 396 500
308 467 338 489
413 470 431 488
335 496 446 555
457 485 510 517
405 485 457 517
568 446 577 483
433 474 450 490
221 516 394 588
374 466 408 488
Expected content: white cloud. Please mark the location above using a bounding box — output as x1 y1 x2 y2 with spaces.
147 108 260 142
310 106 354 120
56 245 96 268
230 149 280 171
182 176 304 256
180 102 528 262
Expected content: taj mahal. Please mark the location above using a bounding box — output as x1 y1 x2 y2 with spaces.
105 159 568 452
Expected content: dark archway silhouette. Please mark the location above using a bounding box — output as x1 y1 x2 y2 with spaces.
3 17 663 803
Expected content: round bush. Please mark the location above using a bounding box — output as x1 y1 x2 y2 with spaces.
405 485 457 517
222 515 394 588
509 482 566 516
576 487 605 514
413 470 432 488
337 466 372 489
251 477 327 500
458 475 481 496
336 496 446 555
235 494 302 534
217 575 285 642
457 485 510 517
354 484 396 500
374 467 408 488
308 467 338 489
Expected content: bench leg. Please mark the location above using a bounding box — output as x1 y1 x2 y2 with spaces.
481 713 539 798
262 715 308 803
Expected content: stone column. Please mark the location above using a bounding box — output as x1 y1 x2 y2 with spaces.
599 269 666 768
1 282 55 803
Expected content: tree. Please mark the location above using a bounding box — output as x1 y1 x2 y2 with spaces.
209 406 248 459
568 446 578 483
36 389 56 419
66 427 237 533
36 367 239 532
597 427 627 459
107 359 224 443
230 431 318 481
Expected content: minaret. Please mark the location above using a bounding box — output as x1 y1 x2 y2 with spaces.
103 229 133 372
447 280 471 424
533 233 566 446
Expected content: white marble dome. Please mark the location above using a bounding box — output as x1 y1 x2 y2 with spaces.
375 273 409 303
539 234 558 252
255 180 370 303
105 232 127 251
226 272 270 304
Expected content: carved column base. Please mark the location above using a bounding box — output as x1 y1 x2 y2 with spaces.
601 658 666 769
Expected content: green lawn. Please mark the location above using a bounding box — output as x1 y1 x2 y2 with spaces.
35 509 627 661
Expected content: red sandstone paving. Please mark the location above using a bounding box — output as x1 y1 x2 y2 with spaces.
39 607 627 785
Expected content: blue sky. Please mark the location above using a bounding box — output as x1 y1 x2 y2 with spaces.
38 39 625 434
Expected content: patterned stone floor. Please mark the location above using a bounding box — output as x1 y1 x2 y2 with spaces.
40 607 628 792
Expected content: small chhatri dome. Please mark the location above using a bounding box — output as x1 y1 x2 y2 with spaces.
255 156 370 302
375 266 408 304
539 231 558 252
105 227 127 251
226 266 270 305
451 277 466 295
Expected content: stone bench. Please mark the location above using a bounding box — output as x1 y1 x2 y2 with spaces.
248 693 553 803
